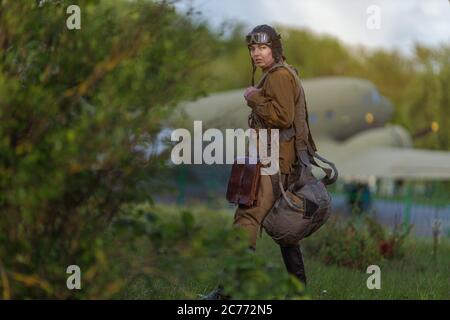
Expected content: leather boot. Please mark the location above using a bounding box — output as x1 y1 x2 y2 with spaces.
279 245 307 286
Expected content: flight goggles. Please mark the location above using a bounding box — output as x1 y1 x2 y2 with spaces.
246 32 271 45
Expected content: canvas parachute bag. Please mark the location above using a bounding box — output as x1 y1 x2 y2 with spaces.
261 62 339 247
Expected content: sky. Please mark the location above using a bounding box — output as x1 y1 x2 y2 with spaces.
175 0 450 54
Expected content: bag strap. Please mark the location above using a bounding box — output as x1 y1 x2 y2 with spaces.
277 170 301 210
248 64 282 140
278 63 315 150
277 63 338 186
253 61 338 185
249 61 293 131
255 62 285 88
310 153 338 185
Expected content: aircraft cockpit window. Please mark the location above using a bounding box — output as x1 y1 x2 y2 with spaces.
325 110 335 120
371 88 381 104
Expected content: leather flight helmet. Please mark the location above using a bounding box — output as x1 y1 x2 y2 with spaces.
246 25 285 85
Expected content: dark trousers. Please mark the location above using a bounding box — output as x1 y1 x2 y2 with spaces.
280 245 307 286
233 174 307 286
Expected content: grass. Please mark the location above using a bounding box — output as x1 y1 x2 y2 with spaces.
253 230 450 300
303 242 449 299
119 203 450 300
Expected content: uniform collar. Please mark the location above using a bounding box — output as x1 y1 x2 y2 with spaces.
262 60 277 73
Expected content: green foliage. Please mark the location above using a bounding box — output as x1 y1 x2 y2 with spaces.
1 0 447 300
306 237 450 299
304 215 412 270
0 0 219 299
110 204 449 300
399 45 450 151
116 203 307 300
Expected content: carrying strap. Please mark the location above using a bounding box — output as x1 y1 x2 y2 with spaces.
252 62 316 147
310 153 338 185
278 62 338 186
248 62 296 142
256 62 338 239
258 62 338 182
255 62 285 88
277 170 298 210
254 62 338 186
248 62 285 129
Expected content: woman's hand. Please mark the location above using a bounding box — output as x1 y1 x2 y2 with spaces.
244 86 260 100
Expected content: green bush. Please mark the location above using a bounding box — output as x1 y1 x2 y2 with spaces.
0 0 217 299
115 203 308 300
304 215 412 270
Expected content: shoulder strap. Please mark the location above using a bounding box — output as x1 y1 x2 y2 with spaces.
311 153 338 185
253 62 338 185
278 63 339 186
255 62 285 88
249 62 285 129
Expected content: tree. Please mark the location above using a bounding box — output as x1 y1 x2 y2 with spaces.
0 0 217 298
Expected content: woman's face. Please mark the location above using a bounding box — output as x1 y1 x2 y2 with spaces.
249 44 275 69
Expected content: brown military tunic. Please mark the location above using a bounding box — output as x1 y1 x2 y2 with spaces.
233 61 313 249
246 66 298 174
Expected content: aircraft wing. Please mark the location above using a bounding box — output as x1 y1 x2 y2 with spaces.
317 142 450 180
173 89 250 130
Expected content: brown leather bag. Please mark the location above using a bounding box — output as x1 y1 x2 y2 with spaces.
226 156 261 207
226 74 268 208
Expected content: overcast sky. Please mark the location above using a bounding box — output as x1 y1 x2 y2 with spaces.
175 0 450 54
